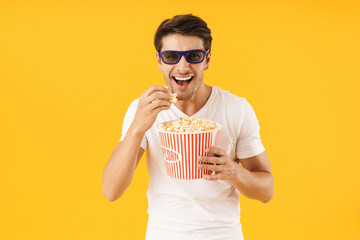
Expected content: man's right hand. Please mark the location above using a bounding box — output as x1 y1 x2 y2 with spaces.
132 85 172 133
102 85 171 201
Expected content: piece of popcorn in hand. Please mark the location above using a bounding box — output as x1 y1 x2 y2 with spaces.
170 93 177 103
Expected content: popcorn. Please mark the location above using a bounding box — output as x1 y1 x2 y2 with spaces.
170 93 177 103
158 117 218 133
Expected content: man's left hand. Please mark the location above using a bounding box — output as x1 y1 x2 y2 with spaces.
198 147 242 181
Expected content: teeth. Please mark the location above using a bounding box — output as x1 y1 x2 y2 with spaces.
174 76 192 81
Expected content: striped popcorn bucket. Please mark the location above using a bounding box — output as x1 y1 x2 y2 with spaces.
158 124 221 180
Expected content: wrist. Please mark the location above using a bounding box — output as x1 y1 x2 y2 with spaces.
231 165 247 185
127 122 147 139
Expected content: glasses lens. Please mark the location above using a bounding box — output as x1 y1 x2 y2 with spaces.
185 50 204 63
162 51 180 63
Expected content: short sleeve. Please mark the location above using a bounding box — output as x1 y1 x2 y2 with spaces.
236 99 265 159
119 99 147 150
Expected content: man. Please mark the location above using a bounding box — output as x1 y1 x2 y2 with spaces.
102 14 274 240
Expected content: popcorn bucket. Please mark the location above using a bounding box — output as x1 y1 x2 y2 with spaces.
158 124 221 180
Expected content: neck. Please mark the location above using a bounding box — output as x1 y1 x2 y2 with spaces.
174 84 212 116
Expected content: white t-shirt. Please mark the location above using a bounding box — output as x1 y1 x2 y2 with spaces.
120 86 265 240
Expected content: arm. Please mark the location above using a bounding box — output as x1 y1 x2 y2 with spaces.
102 128 145 201
198 149 274 203
236 151 274 203
102 86 171 201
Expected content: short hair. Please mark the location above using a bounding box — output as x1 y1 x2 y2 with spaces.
154 14 212 52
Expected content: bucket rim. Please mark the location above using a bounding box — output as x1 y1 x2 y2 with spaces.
157 122 222 135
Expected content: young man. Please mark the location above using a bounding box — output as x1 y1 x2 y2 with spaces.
102 14 274 240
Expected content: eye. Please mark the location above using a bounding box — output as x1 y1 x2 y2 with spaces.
163 52 179 62
187 51 202 61
166 54 178 59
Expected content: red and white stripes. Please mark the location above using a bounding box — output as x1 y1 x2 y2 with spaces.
159 128 221 180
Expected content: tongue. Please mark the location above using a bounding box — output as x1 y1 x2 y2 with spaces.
177 80 190 86
176 79 193 86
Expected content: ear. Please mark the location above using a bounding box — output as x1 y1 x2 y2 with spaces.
204 51 211 70
156 52 163 71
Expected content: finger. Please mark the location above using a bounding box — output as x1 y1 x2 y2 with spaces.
143 85 169 98
206 146 225 157
202 172 223 181
148 92 172 103
150 99 172 109
198 156 224 165
198 162 224 172
141 100 170 117
153 105 171 115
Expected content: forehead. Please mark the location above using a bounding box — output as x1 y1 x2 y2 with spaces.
161 34 204 51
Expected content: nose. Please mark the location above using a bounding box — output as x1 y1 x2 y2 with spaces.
175 55 190 73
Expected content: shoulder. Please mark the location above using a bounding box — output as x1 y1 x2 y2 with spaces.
122 98 140 119
129 98 139 107
126 98 140 111
213 86 249 108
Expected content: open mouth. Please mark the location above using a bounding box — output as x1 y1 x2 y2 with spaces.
172 76 194 87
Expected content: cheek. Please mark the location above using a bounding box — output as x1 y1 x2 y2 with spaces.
195 67 205 77
195 63 207 72
162 65 174 74
162 70 172 83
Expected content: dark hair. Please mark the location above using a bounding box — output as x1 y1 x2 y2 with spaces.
154 14 212 52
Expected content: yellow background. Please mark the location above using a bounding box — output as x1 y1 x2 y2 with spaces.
1 0 359 239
